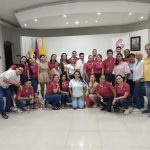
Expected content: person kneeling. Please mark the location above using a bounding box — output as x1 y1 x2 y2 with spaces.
16 79 34 111
45 74 62 110
113 75 132 115
96 75 116 112
69 71 86 109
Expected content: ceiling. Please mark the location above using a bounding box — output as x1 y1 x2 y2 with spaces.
0 0 150 29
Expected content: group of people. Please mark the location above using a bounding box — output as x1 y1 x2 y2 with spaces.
0 43 150 119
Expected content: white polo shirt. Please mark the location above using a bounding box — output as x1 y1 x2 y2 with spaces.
75 59 85 78
133 60 144 81
0 70 20 88
69 79 84 97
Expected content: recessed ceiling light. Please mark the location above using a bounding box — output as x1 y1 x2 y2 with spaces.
129 13 132 16
95 20 98 23
140 16 144 19
97 12 101 16
24 24 27 27
63 14 67 18
85 21 88 23
75 21 79 24
66 22 69 24
34 18 38 22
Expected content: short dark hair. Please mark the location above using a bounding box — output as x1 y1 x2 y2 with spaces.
25 78 32 82
16 64 24 69
97 54 102 58
79 53 84 56
116 46 122 49
40 55 46 59
107 49 113 54
72 51 77 53
128 53 135 58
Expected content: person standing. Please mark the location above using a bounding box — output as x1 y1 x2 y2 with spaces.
0 64 24 119
102 49 115 85
75 53 85 79
133 52 144 112
142 43 150 113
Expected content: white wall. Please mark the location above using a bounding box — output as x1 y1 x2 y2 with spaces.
0 25 5 73
21 29 149 61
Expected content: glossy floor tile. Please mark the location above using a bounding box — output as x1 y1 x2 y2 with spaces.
0 108 150 150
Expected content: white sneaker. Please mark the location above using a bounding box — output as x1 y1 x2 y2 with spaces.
10 107 18 112
17 108 23 113
132 108 141 112
124 107 133 115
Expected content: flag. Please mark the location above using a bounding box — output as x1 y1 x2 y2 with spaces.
29 38 35 55
34 39 39 58
40 38 46 55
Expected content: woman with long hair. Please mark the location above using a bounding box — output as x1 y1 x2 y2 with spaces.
112 53 130 81
60 53 68 74
38 55 50 99
69 71 86 109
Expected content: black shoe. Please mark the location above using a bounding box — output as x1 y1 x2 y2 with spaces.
1 113 9 119
101 107 106 111
142 109 150 113
52 106 60 110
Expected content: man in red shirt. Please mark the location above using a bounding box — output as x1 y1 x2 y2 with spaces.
102 49 116 85
69 51 79 63
16 79 34 110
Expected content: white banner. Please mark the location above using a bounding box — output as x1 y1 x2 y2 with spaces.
112 34 130 52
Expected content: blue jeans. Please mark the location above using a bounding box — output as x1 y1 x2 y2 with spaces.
61 94 72 104
133 82 144 109
72 97 85 109
0 86 13 114
31 77 38 92
100 97 113 112
16 99 30 108
114 98 131 109
45 93 62 107
145 81 150 110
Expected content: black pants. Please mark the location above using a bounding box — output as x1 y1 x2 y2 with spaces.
127 79 135 98
105 74 115 85
95 73 101 83
100 97 113 112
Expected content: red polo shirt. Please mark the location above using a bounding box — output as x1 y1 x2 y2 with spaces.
60 81 69 92
102 58 115 74
48 62 55 70
47 81 58 94
93 62 103 74
84 63 94 78
30 62 38 78
16 85 34 99
114 82 130 97
96 82 114 98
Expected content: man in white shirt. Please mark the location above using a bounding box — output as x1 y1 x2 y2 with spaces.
0 64 24 119
133 52 144 112
75 53 85 79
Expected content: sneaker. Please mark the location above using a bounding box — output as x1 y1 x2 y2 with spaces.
10 107 18 112
124 107 133 115
1 113 9 119
132 108 141 112
17 108 23 113
142 109 150 113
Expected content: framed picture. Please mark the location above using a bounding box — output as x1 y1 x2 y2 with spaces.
130 36 141 51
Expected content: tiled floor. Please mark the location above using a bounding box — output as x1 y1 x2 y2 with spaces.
0 108 150 150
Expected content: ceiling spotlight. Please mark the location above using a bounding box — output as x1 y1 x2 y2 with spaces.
34 18 38 22
75 21 79 24
97 12 101 16
66 22 69 24
63 14 67 18
128 13 132 16
24 24 27 27
140 16 144 19
95 20 98 23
